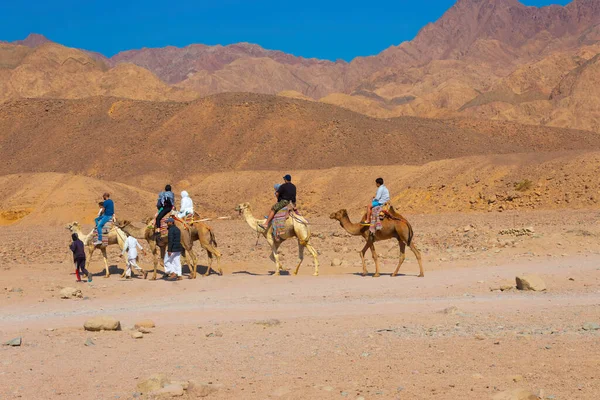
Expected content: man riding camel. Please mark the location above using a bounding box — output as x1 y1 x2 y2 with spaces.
177 190 194 219
94 193 114 245
362 178 390 225
155 185 175 241
260 174 296 230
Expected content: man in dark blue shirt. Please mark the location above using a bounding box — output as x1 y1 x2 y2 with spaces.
94 192 115 245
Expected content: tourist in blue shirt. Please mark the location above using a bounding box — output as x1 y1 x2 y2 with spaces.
94 192 115 245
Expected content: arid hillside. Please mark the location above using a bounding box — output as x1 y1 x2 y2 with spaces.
0 42 198 103
3 150 600 226
5 0 600 132
2 93 600 182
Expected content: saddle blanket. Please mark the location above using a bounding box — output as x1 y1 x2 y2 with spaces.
160 218 169 238
369 205 383 234
272 206 289 241
92 221 112 246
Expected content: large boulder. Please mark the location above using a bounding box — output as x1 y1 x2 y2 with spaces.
515 275 546 291
134 319 156 329
60 287 82 299
83 316 121 331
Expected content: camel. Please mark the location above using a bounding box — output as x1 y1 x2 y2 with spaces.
235 202 319 276
66 221 127 278
329 206 424 278
115 217 221 279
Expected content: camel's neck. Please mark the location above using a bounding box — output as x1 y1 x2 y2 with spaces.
122 224 146 239
72 226 91 244
241 208 265 234
339 215 365 236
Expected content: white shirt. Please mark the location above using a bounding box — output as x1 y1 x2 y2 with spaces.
123 236 143 259
178 191 194 217
375 185 390 204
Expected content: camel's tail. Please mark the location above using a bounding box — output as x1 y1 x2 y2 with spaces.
406 220 414 246
291 210 311 246
209 229 218 247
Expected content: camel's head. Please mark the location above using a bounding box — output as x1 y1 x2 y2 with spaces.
65 221 80 232
142 217 153 225
115 219 131 228
234 202 251 215
329 209 348 221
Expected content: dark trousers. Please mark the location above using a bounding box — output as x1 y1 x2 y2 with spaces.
75 257 88 277
156 206 173 228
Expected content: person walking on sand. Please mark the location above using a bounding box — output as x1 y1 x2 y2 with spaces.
121 232 146 278
69 233 89 282
164 218 183 280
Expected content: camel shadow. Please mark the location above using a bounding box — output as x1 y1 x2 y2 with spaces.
91 265 124 277
267 270 292 276
232 271 270 276
192 264 219 276
348 272 408 277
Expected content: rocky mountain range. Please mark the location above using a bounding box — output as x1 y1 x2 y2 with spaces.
2 0 600 131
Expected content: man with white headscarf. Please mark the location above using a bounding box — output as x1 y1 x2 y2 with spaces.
177 191 194 218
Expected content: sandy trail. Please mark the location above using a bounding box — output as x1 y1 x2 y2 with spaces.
1 253 600 400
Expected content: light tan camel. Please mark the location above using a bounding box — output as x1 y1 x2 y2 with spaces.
116 218 220 279
235 202 319 276
66 221 127 278
329 207 424 278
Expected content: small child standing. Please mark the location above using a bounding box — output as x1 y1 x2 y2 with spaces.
69 233 89 282
121 232 146 278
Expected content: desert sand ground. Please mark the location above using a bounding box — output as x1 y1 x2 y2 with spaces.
1 210 599 399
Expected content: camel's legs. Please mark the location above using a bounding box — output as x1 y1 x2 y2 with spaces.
203 246 222 276
369 242 381 278
305 243 319 276
359 241 370 277
187 247 199 279
293 242 305 276
85 246 95 277
410 242 425 277
271 240 283 275
391 241 406 277
101 248 110 278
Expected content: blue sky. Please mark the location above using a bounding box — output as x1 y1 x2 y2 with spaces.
0 0 572 61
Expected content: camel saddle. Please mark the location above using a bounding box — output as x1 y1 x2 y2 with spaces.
92 220 112 246
158 212 192 238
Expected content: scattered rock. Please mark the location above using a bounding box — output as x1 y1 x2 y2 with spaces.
516 275 546 291
441 306 461 315
131 331 144 339
582 322 600 331
84 338 95 346
511 375 524 382
138 327 152 334
60 287 83 299
492 388 538 400
205 330 223 338
137 374 169 394
134 320 155 329
331 258 342 267
196 383 218 397
149 383 184 398
83 316 121 331
475 333 486 341
255 319 281 327
4 337 22 346
9 288 23 293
